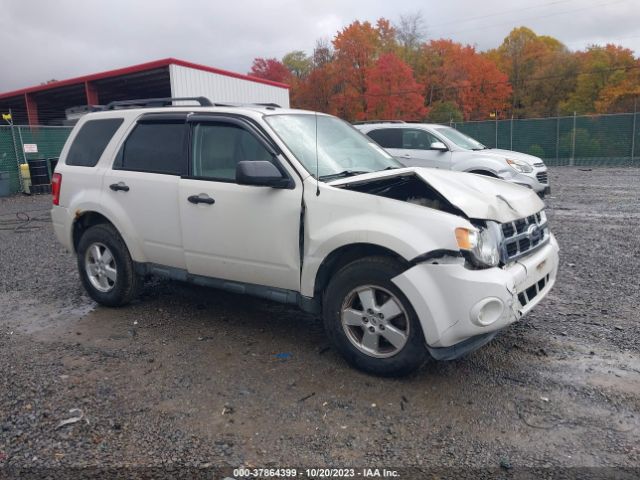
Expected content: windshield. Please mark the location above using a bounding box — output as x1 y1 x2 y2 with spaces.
265 114 402 180
434 126 487 150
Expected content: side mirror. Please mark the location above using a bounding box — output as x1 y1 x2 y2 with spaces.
236 161 291 188
430 141 448 151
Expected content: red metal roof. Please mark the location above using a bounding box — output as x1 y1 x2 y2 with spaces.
0 57 289 100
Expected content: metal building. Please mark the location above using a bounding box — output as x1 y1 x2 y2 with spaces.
0 58 290 126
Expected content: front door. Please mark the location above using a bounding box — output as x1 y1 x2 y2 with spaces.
178 116 302 291
367 128 451 169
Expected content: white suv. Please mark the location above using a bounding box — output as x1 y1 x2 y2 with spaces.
51 98 559 376
355 122 550 196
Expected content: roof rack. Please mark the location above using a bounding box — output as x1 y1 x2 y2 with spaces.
211 102 281 109
352 120 406 125
105 97 213 110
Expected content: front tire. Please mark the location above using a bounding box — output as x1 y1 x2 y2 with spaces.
77 223 140 307
322 256 428 376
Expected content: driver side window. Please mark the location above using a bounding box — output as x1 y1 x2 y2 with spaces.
191 123 272 181
402 130 439 150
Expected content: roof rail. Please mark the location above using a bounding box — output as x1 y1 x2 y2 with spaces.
105 97 213 110
352 120 406 125
212 102 281 109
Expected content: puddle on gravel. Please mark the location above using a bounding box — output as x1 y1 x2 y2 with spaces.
0 291 95 335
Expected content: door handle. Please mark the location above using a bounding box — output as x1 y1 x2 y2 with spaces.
109 182 129 192
188 193 215 205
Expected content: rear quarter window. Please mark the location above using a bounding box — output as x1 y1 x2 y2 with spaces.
66 118 124 167
366 128 402 149
117 122 186 175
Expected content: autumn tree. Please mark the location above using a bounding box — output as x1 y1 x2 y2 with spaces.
561 44 639 114
489 27 578 117
365 53 427 120
330 20 382 119
417 40 512 120
249 58 291 83
292 40 336 112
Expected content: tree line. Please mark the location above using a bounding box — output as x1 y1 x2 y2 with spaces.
248 16 640 122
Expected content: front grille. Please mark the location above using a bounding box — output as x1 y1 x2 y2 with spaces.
518 273 551 308
536 171 548 184
500 210 549 263
533 162 545 167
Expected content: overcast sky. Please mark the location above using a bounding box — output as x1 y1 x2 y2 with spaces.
1 0 638 92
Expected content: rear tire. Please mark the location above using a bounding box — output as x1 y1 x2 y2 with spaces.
77 223 140 307
322 256 428 376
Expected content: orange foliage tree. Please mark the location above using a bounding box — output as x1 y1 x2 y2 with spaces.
249 58 292 84
365 53 426 120
418 40 512 120
249 22 640 120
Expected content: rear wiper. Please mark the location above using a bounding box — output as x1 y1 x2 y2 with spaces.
320 170 369 181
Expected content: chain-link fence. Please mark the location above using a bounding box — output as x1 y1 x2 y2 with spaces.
0 125 73 194
453 112 639 166
1 114 638 195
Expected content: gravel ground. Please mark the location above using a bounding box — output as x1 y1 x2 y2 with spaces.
0 167 638 476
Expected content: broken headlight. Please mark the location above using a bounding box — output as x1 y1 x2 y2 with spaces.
455 223 501 268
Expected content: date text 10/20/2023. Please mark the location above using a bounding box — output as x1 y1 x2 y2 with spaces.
230 468 400 478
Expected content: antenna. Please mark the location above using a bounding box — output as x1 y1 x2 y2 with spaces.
315 112 320 196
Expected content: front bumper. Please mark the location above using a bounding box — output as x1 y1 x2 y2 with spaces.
498 166 549 194
392 234 559 354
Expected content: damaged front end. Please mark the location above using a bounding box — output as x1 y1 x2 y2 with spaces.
329 167 559 356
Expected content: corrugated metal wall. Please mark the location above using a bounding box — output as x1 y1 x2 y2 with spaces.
169 64 290 107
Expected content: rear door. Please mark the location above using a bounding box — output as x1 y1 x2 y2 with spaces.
178 115 302 291
367 127 451 169
102 114 187 269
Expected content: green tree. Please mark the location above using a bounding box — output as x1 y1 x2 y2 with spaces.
282 50 312 79
427 101 463 123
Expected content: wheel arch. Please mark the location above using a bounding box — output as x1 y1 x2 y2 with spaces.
72 210 143 262
311 243 409 300
466 169 499 178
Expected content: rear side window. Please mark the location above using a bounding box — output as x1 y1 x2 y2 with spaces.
66 118 123 167
367 128 402 149
120 122 185 175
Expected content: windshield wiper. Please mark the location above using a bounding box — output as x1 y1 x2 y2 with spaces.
320 170 370 181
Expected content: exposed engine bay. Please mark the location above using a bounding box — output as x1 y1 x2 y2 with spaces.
335 174 466 217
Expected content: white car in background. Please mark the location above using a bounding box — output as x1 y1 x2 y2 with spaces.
355 122 550 196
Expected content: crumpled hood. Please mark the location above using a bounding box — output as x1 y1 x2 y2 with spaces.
329 167 545 223
475 148 543 166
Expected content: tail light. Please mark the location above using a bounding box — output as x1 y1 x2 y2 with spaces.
52 173 62 206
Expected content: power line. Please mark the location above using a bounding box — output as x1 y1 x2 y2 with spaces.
431 0 577 29
430 0 630 38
